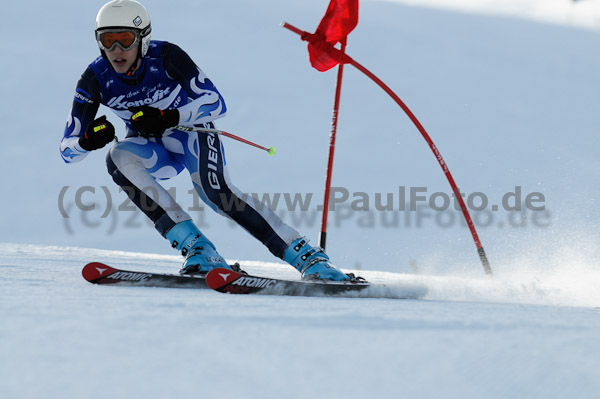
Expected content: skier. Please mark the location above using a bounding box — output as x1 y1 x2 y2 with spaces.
61 0 352 281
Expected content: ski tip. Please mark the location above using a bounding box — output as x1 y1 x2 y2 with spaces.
82 262 118 283
206 267 242 290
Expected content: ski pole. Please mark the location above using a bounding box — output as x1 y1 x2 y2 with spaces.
175 126 276 156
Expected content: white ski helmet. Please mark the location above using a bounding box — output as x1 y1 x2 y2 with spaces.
95 0 152 57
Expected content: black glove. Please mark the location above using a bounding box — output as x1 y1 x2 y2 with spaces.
128 106 179 138
79 115 115 151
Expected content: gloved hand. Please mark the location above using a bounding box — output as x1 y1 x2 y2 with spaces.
128 105 179 138
79 115 115 151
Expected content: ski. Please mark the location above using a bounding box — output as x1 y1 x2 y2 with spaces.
206 268 427 299
82 262 208 289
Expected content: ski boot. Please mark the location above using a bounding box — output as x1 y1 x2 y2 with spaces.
165 220 231 275
283 238 351 281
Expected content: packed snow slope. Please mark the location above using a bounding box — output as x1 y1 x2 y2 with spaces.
1 243 600 399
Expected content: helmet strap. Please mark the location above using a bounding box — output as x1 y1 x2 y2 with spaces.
126 58 142 77
125 41 145 76
126 62 137 77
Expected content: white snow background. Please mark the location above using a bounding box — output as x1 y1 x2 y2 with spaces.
1 0 600 398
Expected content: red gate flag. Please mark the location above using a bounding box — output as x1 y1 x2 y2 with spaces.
308 0 359 71
282 2 492 274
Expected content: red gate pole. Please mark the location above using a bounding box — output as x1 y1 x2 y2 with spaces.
318 40 347 251
282 22 492 275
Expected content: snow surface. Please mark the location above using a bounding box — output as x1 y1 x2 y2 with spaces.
1 243 600 399
2 0 600 397
385 0 600 30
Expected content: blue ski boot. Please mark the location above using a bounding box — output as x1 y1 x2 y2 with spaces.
165 220 231 275
283 238 350 281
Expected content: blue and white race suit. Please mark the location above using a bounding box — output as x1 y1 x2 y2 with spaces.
61 40 299 258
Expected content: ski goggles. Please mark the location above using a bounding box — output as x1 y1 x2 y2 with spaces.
96 29 140 52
